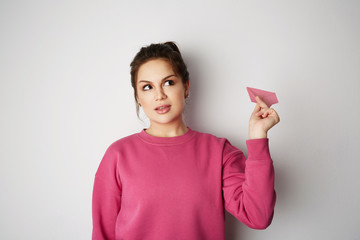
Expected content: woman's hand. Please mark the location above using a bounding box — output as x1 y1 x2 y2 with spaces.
248 96 280 139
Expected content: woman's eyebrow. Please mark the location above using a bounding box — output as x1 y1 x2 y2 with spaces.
138 74 176 83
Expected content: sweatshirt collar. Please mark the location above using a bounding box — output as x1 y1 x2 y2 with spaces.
137 126 195 145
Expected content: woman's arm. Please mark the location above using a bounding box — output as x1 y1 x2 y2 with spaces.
222 96 280 229
92 147 122 240
222 139 275 229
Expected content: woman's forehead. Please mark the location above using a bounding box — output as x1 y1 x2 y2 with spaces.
137 59 177 82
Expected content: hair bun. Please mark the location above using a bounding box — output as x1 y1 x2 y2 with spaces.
164 41 181 54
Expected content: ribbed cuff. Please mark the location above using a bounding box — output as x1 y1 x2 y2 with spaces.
246 138 271 160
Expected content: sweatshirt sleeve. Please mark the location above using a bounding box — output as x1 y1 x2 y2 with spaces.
222 138 276 229
92 146 122 240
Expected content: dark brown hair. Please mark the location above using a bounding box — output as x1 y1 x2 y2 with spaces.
130 41 190 118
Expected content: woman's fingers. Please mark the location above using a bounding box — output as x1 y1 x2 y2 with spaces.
255 110 263 116
263 108 280 122
251 102 261 115
255 96 269 109
252 96 278 120
253 106 267 118
255 107 279 120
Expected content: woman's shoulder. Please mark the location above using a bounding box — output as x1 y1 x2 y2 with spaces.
192 128 243 157
191 128 229 144
192 128 242 149
105 131 141 152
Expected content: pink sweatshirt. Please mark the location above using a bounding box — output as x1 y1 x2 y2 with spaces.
92 127 276 240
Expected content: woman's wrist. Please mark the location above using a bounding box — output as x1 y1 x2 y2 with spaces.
248 130 267 139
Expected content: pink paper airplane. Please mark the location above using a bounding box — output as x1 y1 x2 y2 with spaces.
246 87 279 107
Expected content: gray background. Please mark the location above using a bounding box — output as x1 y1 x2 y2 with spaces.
1 0 359 239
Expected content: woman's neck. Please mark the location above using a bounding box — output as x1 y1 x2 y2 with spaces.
145 122 188 137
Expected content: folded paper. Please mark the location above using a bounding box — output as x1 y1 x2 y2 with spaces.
246 87 278 107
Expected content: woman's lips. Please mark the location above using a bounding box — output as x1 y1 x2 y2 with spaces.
155 105 171 114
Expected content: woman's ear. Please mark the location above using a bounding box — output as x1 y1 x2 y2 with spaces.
136 97 141 106
184 81 190 98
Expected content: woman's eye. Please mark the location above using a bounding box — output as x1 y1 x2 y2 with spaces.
164 80 175 86
143 85 152 91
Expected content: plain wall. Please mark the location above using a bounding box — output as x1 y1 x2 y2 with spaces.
1 0 359 239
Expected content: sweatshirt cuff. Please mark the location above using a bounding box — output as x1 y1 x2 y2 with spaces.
246 138 271 160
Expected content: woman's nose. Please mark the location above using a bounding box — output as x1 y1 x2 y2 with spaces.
155 88 167 100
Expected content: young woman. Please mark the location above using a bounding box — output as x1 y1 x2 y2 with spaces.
92 42 280 240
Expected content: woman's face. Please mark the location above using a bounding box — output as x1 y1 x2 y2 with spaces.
136 58 189 127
